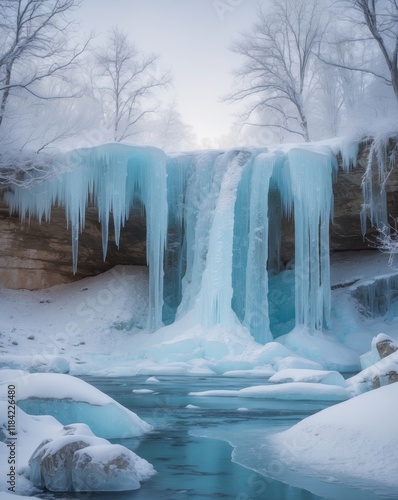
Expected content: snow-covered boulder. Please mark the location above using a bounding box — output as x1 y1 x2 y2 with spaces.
72 444 155 492
29 435 108 491
348 334 398 395
360 333 398 369
29 435 155 493
375 333 398 358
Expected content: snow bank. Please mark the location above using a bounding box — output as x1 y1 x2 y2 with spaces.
1 372 152 438
270 383 398 493
278 328 360 371
0 377 155 496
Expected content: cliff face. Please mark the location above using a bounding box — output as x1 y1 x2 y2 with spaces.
0 142 397 290
331 143 398 252
0 203 147 289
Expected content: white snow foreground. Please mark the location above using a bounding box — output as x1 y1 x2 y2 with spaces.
0 372 155 495
268 383 398 495
0 265 361 376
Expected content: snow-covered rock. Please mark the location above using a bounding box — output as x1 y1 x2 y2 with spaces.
72 444 155 492
347 350 398 395
29 436 155 493
29 435 109 491
374 333 398 358
360 333 398 369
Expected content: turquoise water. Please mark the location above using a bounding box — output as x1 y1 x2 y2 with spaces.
35 376 391 500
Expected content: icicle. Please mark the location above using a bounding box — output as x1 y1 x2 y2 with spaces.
4 143 167 331
163 153 194 324
360 135 396 236
242 152 274 344
288 146 334 331
340 141 359 172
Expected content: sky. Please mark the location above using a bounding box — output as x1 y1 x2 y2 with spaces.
76 0 261 146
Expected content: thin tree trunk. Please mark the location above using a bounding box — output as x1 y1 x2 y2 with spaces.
0 66 12 128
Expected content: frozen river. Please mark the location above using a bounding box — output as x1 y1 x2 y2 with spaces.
33 375 388 500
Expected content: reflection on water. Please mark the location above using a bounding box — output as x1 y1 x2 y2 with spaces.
35 376 391 500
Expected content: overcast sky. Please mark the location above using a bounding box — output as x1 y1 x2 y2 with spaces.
77 0 261 145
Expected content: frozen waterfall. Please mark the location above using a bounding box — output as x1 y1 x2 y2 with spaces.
4 142 341 342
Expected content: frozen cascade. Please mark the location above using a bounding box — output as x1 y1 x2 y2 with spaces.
3 142 339 342
195 150 252 328
4 143 168 330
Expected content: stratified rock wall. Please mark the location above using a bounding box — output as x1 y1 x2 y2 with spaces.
0 203 146 289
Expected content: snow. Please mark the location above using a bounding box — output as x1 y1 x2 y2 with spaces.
2 253 396 376
0 374 155 496
72 444 155 491
1 372 152 438
269 368 346 387
29 437 155 492
346 350 398 396
268 383 398 493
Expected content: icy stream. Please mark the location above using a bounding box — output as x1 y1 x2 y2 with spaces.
30 375 389 500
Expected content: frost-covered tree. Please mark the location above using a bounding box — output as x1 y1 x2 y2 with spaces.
93 27 171 142
322 1 398 102
151 101 194 151
0 0 90 128
228 0 328 142
0 0 92 187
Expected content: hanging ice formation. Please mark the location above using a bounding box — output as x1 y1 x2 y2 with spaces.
4 144 168 331
4 142 338 342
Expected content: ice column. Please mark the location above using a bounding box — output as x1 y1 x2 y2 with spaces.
288 147 334 331
242 153 275 344
195 150 253 327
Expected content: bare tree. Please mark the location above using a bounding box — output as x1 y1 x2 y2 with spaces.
229 0 327 142
94 27 171 142
0 0 91 128
152 100 194 151
321 0 398 101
